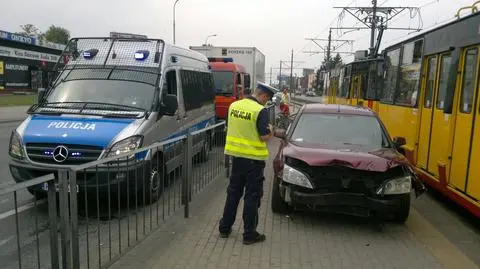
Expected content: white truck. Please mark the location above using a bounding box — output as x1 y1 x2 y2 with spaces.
189 46 265 91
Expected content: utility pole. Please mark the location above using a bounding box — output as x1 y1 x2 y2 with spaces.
370 0 377 58
305 29 354 68
270 67 272 85
279 61 282 88
289 49 294 92
333 2 421 58
278 59 303 88
326 29 332 69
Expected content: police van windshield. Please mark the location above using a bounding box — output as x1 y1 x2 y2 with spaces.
213 71 234 95
46 80 155 111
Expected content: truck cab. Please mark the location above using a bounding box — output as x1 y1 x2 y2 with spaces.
208 58 251 121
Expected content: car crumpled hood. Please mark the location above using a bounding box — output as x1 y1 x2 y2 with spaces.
283 141 409 172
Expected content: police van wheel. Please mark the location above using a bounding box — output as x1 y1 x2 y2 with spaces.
142 161 164 203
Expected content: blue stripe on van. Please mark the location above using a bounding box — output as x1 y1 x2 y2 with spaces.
135 117 215 161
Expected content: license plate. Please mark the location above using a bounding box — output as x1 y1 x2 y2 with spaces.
41 182 79 193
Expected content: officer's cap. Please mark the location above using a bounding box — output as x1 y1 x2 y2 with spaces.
256 82 277 98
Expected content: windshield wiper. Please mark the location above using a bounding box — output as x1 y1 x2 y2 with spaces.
102 113 141 118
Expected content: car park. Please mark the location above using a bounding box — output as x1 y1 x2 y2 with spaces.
271 104 425 222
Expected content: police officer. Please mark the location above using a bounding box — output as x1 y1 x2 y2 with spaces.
219 82 276 245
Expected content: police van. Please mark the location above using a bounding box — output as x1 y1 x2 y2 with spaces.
8 37 216 202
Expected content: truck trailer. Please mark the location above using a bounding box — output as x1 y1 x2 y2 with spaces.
189 46 266 91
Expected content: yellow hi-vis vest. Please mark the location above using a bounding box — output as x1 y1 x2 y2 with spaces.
224 98 269 160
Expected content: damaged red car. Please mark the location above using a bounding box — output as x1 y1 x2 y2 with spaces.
271 104 425 222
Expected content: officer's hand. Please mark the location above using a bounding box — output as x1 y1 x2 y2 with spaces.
268 124 273 132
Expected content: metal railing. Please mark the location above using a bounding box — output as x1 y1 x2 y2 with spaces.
0 105 278 269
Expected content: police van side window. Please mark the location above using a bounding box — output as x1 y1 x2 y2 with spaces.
181 70 215 111
164 70 177 96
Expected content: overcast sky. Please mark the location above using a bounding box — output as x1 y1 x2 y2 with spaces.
2 0 475 80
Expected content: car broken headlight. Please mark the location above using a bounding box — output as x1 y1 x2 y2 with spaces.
282 164 313 189
376 176 411 195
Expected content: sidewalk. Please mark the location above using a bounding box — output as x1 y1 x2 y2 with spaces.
110 138 447 269
0 106 29 123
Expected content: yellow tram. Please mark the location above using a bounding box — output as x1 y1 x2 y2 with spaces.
325 8 480 218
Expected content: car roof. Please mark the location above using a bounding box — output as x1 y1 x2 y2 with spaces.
301 104 375 116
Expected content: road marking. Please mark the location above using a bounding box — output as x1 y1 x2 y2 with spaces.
0 200 46 221
407 208 480 269
0 235 15 248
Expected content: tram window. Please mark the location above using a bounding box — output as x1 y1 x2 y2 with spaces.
459 48 478 113
424 56 437 108
436 54 452 110
382 48 400 102
402 40 423 65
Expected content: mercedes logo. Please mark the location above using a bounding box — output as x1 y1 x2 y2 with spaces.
53 146 69 163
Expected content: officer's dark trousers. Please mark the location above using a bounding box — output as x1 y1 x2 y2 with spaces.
219 156 265 239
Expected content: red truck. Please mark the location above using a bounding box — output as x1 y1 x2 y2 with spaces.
208 57 251 121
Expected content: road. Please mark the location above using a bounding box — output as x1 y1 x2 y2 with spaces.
0 103 478 268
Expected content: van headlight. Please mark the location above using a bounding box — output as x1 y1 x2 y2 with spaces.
376 176 412 195
105 136 143 158
9 131 24 159
282 164 313 189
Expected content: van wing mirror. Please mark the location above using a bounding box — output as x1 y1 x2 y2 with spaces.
244 74 251 91
162 94 178 116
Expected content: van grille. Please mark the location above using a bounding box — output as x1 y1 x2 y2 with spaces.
25 143 103 165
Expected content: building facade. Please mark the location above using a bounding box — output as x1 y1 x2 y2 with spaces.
0 30 65 92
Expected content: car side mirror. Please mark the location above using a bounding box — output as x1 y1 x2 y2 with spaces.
162 94 178 116
393 136 406 147
274 129 286 139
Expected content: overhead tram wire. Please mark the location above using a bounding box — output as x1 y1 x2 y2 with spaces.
292 0 357 64
343 0 439 50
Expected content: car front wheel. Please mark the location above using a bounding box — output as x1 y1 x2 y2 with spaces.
271 178 291 214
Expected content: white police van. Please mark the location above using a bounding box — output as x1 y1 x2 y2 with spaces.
8 37 216 202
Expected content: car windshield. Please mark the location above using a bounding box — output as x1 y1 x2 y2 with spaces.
213 71 234 95
46 80 155 111
291 113 389 148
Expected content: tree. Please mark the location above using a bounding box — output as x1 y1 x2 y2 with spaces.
17 24 41 37
43 25 70 44
313 69 324 95
332 53 343 67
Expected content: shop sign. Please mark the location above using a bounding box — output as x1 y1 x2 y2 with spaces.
0 45 59 63
5 63 29 71
0 30 36 45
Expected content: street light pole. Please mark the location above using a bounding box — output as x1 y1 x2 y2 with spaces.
173 0 180 44
204 34 217 46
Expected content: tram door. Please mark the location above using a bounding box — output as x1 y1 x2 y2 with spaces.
417 56 437 170
427 53 453 178
451 46 480 197
417 53 452 178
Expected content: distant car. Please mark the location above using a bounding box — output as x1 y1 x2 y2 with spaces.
271 104 425 222
306 91 315 97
